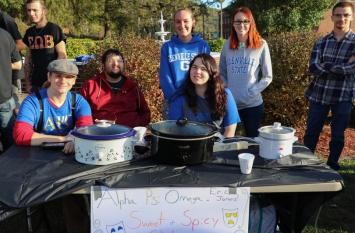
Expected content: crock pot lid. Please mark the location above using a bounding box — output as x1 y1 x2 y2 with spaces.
73 123 132 137
259 122 294 135
150 120 216 137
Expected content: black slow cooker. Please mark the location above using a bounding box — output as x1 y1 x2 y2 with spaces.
149 119 218 165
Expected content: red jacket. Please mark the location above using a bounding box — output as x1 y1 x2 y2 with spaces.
80 72 150 128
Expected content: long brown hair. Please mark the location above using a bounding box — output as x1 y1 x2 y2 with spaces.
229 7 261 49
184 54 227 119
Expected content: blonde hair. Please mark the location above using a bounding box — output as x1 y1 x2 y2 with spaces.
173 8 194 21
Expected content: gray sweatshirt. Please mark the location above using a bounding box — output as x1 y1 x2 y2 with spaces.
219 38 272 110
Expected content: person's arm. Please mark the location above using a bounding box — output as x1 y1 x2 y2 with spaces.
13 121 68 145
24 50 32 93
14 121 74 154
248 41 273 96
222 89 240 138
308 40 332 76
3 15 26 51
159 44 176 101
30 131 68 145
15 39 26 51
74 94 94 127
223 124 237 138
219 41 228 84
135 87 151 126
55 41 67 59
10 41 21 70
329 54 355 75
203 41 211 54
11 60 22 70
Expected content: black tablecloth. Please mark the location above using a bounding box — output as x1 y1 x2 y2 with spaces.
0 142 344 233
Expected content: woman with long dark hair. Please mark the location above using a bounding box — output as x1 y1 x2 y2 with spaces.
220 6 272 137
168 53 240 137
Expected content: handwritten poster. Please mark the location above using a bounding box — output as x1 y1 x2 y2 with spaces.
91 186 250 233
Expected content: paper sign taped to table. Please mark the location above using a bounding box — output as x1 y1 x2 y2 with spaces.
91 186 250 233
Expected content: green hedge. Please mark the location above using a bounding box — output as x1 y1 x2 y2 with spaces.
69 32 320 127
66 38 99 59
208 38 226 52
263 31 320 128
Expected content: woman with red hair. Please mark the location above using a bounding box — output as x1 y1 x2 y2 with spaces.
168 53 240 138
220 6 272 137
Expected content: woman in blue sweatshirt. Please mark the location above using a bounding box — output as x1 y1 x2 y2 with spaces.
220 7 273 138
159 8 210 102
168 54 240 138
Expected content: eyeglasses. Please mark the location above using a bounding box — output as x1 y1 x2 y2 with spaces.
233 20 250 26
333 13 352 18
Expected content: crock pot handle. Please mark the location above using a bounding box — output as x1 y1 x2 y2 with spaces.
213 132 224 142
176 118 188 126
254 137 261 144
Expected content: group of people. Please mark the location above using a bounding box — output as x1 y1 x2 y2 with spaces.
0 1 354 169
157 2 354 172
0 0 353 232
160 7 272 139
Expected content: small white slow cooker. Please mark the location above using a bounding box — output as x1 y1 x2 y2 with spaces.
255 122 298 159
71 122 136 165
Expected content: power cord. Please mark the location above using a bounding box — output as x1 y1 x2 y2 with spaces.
314 204 323 233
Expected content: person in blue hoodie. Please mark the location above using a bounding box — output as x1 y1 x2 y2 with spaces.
159 8 211 102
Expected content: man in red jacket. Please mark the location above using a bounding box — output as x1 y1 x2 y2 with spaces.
80 49 151 127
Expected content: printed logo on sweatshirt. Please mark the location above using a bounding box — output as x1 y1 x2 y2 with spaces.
227 56 256 75
168 52 197 62
27 35 55 49
169 52 198 71
44 115 69 131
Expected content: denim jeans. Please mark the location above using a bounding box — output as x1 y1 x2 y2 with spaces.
304 101 352 167
238 103 264 138
0 97 15 152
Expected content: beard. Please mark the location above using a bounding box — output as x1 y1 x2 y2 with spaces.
107 71 122 79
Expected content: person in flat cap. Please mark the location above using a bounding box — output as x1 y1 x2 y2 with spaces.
13 59 93 154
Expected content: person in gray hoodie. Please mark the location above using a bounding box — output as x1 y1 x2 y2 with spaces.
220 6 272 137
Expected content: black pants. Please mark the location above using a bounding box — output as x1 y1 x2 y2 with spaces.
44 195 90 233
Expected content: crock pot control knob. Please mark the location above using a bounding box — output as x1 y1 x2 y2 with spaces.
273 122 282 130
95 119 113 128
176 118 188 126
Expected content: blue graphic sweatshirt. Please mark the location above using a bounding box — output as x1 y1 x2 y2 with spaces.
159 34 210 101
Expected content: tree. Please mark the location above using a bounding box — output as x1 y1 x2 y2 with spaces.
0 0 24 17
203 0 225 38
227 0 336 34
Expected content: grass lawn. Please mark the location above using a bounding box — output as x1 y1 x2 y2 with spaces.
304 159 355 233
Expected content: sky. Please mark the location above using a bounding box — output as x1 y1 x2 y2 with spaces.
204 0 234 9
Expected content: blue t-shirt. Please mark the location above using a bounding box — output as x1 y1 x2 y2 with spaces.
168 88 240 129
17 89 92 136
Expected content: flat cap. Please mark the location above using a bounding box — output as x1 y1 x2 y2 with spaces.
47 59 79 77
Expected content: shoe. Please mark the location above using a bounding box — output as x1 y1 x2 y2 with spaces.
326 161 340 171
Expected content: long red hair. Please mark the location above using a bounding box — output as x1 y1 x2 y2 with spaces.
229 7 261 49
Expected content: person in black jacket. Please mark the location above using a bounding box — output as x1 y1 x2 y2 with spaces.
0 28 22 153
